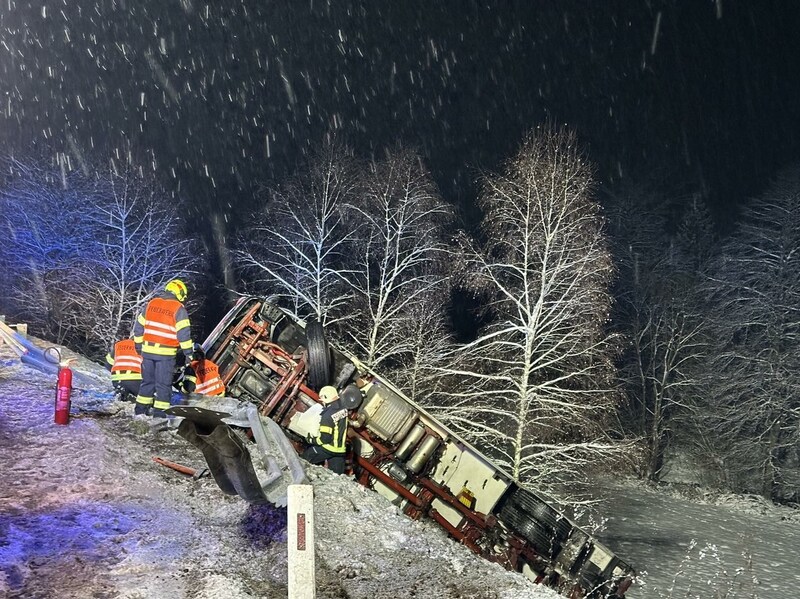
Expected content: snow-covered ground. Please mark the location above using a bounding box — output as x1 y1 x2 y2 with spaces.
0 339 558 599
597 479 800 598
2 338 798 599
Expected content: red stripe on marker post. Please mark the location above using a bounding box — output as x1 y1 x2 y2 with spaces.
297 513 306 551
288 485 315 597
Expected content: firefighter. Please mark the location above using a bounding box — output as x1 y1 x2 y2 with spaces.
104 337 142 402
302 385 348 474
181 343 225 396
132 278 195 418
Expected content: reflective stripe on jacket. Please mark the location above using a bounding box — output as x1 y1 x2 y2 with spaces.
106 339 142 382
133 293 193 358
318 401 348 454
185 359 225 396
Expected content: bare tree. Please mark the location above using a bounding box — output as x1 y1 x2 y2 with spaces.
436 127 623 495
0 157 96 344
693 168 800 501
237 141 359 325
240 143 456 394
626 301 705 480
605 185 708 481
0 156 196 356
343 148 454 371
390 291 458 403
72 165 197 351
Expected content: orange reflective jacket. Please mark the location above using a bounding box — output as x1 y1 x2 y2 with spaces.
110 339 142 380
134 295 193 357
188 359 225 396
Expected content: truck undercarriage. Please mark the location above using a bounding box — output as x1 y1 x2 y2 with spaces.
167 297 634 598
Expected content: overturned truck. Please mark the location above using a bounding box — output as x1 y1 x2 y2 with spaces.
169 297 634 598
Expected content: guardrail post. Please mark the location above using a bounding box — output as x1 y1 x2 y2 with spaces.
288 484 316 599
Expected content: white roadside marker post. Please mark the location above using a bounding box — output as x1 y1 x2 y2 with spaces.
288 484 316 599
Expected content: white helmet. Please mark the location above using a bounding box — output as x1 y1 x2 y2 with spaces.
318 385 339 404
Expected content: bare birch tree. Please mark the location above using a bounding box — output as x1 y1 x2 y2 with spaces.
693 168 800 501
625 300 705 480
390 291 458 403
0 156 195 356
237 141 359 325
438 127 622 494
71 165 197 351
343 148 454 371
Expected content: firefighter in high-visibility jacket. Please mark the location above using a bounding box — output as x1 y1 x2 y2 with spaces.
132 279 195 417
302 385 348 474
181 344 225 396
104 338 142 402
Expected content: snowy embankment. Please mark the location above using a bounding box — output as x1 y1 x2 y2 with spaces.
0 339 558 599
598 477 800 598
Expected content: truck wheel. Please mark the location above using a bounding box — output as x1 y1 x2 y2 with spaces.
305 320 331 391
510 489 573 542
518 493 574 543
499 500 561 558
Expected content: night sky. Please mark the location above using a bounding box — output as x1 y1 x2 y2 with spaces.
2 1 799 259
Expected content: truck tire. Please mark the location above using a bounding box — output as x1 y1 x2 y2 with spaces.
513 490 574 543
499 499 561 558
305 320 331 391
532 504 572 540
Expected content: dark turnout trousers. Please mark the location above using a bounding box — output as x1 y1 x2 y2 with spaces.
113 379 141 402
135 355 176 417
302 445 346 474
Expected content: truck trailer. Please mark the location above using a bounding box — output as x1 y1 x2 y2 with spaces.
169 296 634 598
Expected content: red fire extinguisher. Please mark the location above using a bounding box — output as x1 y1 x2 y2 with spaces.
54 364 73 425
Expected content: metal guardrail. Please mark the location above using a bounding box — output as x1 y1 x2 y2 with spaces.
0 319 106 387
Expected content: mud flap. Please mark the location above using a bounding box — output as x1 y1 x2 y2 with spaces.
168 396 307 506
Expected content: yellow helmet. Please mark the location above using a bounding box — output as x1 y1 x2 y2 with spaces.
318 385 339 404
165 279 188 302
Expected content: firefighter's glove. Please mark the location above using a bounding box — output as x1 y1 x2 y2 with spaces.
182 365 196 393
172 366 185 388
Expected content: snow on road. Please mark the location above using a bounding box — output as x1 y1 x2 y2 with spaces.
0 340 558 599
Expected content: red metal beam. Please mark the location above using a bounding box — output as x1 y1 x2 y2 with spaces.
428 509 483 554
353 455 425 508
